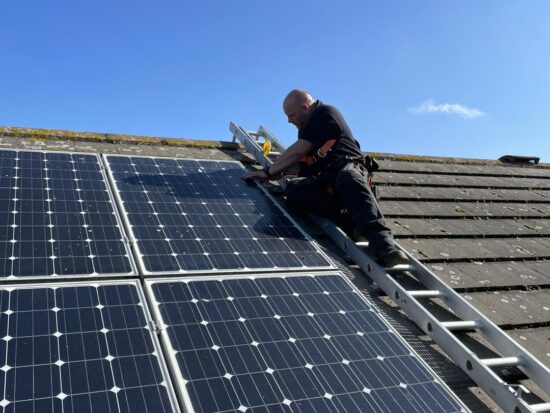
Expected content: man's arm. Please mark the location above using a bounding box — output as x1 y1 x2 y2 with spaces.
241 139 313 181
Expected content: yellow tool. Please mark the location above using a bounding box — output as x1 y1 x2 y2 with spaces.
262 140 272 156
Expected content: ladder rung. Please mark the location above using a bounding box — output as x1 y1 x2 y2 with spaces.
385 264 415 273
408 290 444 298
269 151 281 156
481 356 522 368
352 242 415 273
441 320 479 331
531 403 550 413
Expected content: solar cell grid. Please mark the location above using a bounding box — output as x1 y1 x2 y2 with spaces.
0 281 178 413
0 149 135 279
147 273 466 413
105 156 332 275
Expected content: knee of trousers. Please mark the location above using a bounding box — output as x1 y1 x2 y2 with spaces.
284 181 303 209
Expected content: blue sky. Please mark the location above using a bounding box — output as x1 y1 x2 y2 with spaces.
1 1 549 161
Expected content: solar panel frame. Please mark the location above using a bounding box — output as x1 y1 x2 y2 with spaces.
144 272 469 413
103 154 335 276
0 278 181 412
0 148 138 281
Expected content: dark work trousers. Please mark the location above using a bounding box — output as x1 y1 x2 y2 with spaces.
285 162 396 258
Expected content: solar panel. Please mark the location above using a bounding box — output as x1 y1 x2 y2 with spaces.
146 273 467 413
0 280 179 412
104 156 333 275
0 149 136 279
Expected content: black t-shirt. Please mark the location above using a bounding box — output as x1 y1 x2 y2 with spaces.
297 100 363 177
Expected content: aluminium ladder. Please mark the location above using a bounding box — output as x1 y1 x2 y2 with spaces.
229 121 550 413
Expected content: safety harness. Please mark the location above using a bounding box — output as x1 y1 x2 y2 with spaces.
298 139 337 167
298 139 379 192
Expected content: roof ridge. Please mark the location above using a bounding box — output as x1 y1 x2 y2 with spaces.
0 125 239 150
368 151 549 168
1 125 546 168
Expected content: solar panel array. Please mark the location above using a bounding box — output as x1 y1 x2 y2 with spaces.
0 150 134 279
147 273 466 413
104 156 332 275
0 281 178 412
0 149 467 413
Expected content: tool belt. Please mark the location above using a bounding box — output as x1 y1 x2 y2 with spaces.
340 154 380 200
346 155 379 187
298 140 380 200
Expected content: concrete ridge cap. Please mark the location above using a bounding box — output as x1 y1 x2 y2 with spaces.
0 125 240 150
367 151 550 168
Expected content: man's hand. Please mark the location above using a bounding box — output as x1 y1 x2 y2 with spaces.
241 170 269 183
241 139 312 184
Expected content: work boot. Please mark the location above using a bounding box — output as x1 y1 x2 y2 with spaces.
378 248 409 268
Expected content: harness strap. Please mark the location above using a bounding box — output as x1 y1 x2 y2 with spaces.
298 139 337 167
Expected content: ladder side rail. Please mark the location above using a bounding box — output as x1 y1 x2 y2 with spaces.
230 121 550 412
258 125 287 151
230 122 272 169
531 403 550 413
396 246 550 395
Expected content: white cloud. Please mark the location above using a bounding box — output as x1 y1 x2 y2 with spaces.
409 99 486 119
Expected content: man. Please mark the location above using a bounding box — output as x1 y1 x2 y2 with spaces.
242 89 408 267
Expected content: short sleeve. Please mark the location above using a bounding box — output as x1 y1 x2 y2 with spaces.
299 108 342 148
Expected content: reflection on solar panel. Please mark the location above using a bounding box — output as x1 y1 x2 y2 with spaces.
147 273 466 413
0 281 179 412
0 150 135 279
105 156 332 275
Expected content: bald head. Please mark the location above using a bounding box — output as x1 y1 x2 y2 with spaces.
283 89 316 129
283 89 315 107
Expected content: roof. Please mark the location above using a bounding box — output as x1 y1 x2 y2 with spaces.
374 155 550 407
2 125 549 410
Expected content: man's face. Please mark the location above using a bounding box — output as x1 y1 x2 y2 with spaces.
284 100 310 129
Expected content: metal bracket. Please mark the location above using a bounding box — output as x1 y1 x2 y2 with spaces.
149 319 162 335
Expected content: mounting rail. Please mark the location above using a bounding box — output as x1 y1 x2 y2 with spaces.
229 121 550 413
